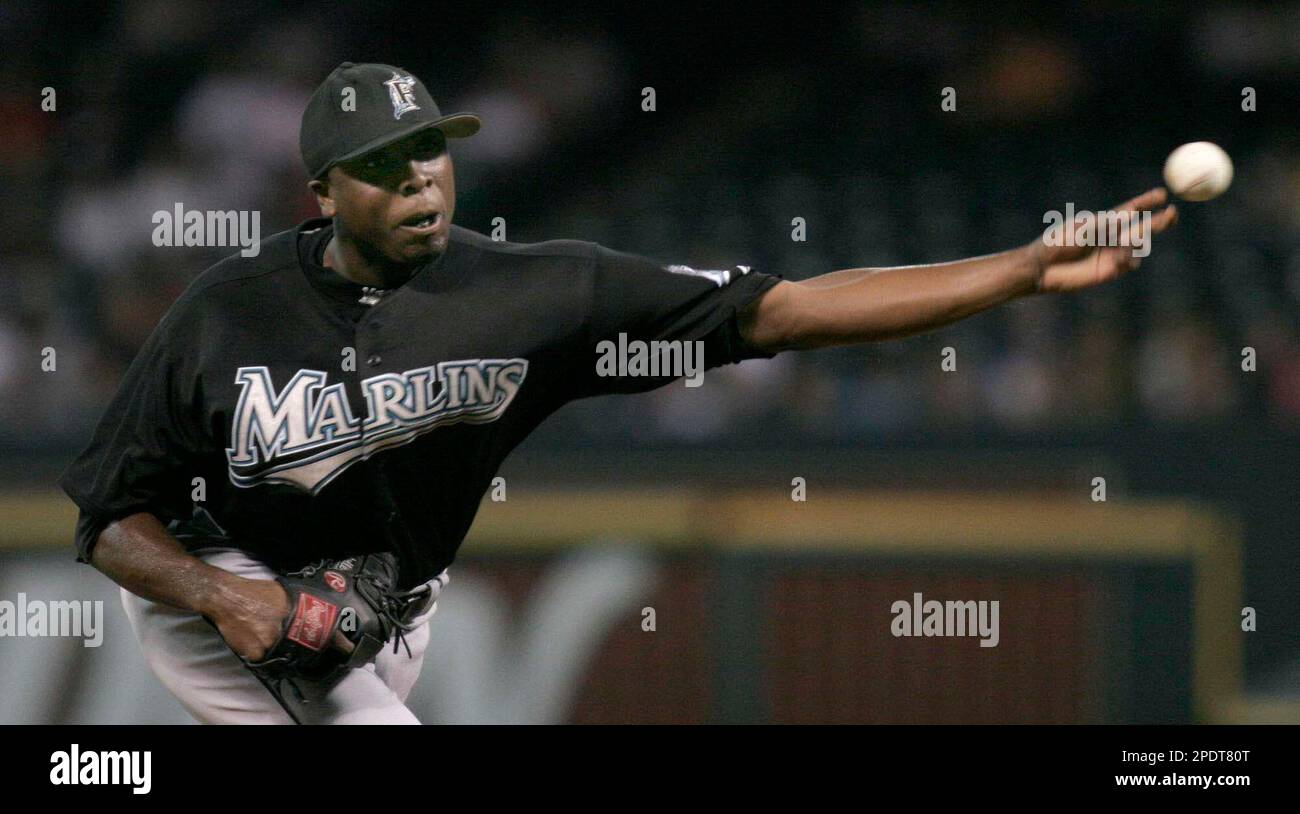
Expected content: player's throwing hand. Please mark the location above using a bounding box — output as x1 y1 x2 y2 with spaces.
1032 187 1179 293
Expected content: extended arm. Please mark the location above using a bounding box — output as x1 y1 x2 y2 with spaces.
742 188 1177 352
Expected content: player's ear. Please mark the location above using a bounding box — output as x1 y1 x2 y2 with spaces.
308 176 337 218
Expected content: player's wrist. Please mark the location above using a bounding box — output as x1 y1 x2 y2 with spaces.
1018 241 1048 296
194 568 255 621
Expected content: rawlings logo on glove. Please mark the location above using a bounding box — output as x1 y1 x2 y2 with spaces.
285 594 339 650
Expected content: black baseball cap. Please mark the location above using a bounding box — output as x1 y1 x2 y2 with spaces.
300 62 481 180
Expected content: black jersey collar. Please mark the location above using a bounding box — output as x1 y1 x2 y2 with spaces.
294 218 453 304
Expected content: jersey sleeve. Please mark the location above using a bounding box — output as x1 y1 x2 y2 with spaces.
58 307 207 562
577 244 783 396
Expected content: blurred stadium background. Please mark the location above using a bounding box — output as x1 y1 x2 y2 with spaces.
1 1 1298 723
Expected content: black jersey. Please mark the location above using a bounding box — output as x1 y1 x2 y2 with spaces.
59 219 781 586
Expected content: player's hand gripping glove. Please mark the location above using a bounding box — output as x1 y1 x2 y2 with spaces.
243 552 433 707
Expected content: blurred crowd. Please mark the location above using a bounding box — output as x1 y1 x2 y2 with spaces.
3 1 1299 454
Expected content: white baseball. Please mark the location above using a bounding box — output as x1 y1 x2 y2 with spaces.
1162 141 1233 202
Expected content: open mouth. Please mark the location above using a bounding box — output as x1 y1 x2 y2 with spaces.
399 212 442 232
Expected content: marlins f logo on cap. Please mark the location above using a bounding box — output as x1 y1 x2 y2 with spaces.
383 71 421 119
299 61 481 179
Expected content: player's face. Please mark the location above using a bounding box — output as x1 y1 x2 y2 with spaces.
318 129 456 267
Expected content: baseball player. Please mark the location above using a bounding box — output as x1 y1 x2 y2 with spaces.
60 62 1177 724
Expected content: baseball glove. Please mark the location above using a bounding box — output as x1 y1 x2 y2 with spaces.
242 552 433 718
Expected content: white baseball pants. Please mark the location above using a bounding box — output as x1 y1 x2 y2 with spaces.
120 547 445 724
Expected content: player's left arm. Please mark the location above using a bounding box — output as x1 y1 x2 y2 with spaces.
740 187 1177 351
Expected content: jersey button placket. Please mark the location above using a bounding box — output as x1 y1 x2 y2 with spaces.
364 317 382 366
362 317 383 369
354 318 382 450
